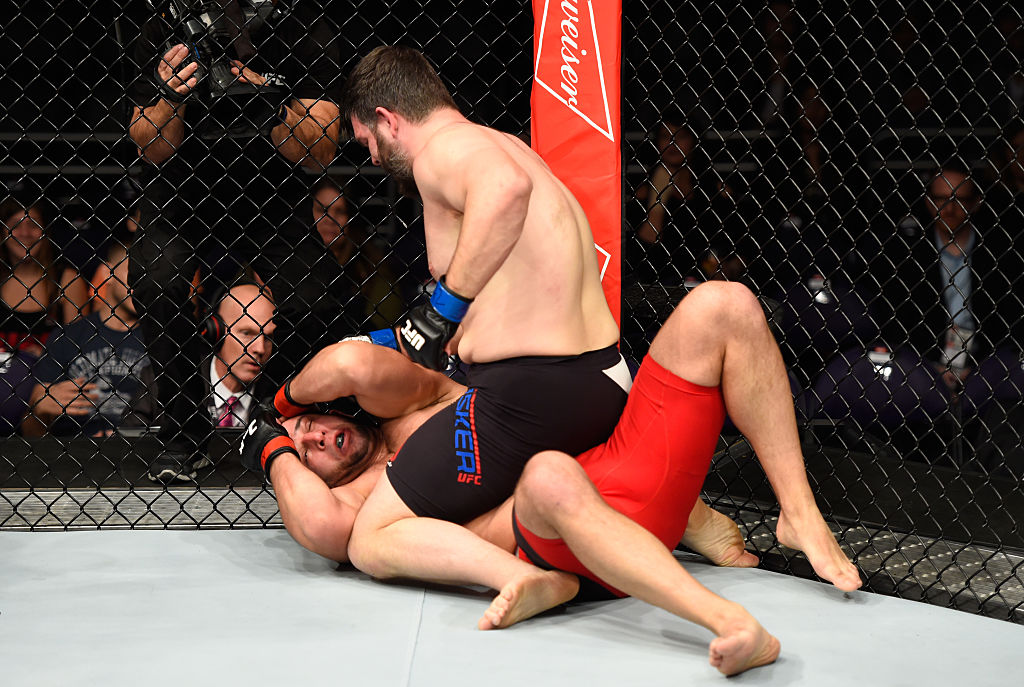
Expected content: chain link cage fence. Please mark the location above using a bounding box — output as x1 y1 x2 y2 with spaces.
1 1 1021 622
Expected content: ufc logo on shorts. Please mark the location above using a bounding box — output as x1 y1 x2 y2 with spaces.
401 320 425 351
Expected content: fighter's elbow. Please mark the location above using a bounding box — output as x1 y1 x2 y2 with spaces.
503 170 533 210
297 511 353 563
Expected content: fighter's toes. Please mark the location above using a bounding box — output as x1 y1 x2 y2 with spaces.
477 570 578 631
776 510 862 592
478 588 514 630
825 561 863 593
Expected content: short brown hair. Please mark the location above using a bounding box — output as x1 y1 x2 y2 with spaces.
341 45 458 135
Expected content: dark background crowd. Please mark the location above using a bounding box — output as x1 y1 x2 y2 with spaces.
0 0 1021 482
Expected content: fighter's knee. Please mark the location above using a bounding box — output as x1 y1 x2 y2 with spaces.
685 281 763 329
516 451 591 519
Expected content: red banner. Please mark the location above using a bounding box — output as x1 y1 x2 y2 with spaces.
531 0 622 325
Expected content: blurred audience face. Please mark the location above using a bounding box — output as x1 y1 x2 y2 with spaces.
105 249 136 321
3 206 44 262
216 284 276 389
927 169 978 236
313 185 350 247
657 123 695 169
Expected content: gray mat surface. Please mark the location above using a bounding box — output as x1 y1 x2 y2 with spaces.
0 530 1019 686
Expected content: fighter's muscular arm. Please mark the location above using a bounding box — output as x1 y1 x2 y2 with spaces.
286 340 461 417
418 130 533 298
270 455 361 562
269 342 460 561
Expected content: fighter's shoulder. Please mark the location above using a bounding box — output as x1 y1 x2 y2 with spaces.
421 123 505 164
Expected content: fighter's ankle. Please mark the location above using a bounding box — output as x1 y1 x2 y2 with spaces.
709 601 754 636
777 503 821 523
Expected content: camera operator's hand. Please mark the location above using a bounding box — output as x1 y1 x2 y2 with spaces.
229 59 339 171
157 44 200 102
229 60 267 87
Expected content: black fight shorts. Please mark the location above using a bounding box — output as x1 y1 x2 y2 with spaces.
386 344 631 523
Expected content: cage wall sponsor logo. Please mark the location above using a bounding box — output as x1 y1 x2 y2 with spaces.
595 242 611 282
534 0 615 142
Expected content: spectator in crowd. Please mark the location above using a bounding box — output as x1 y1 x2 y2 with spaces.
311 177 405 329
725 1 802 131
21 243 147 438
792 82 837 198
754 80 874 293
630 120 752 286
987 120 1024 216
872 16 942 129
0 194 90 357
991 10 1024 122
0 348 37 436
872 162 1023 388
127 1 351 480
126 282 276 475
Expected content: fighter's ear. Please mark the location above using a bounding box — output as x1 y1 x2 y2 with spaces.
375 107 400 135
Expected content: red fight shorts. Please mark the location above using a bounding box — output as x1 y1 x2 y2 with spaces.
514 353 726 598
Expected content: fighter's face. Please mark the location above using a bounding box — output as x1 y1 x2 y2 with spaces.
373 129 414 184
350 115 415 189
350 116 380 165
281 413 378 487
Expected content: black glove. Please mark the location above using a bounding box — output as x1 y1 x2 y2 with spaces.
238 406 299 480
400 276 472 371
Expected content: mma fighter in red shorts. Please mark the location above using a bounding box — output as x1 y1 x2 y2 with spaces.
241 280 861 677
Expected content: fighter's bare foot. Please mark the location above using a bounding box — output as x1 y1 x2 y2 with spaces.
478 570 580 630
708 620 780 676
776 509 861 592
681 501 759 568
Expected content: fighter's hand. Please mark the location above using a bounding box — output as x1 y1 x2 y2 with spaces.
36 378 99 419
399 276 472 371
229 60 267 86
238 406 299 479
273 378 314 418
156 44 200 99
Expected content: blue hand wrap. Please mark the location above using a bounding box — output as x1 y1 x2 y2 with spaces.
431 277 473 323
369 328 399 350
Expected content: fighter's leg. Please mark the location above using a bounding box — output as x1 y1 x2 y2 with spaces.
347 472 578 604
649 281 860 591
484 451 778 677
